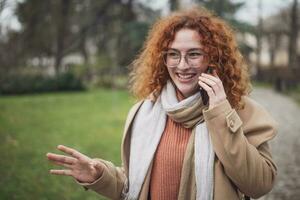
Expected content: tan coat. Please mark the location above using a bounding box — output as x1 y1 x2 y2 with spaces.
80 97 277 200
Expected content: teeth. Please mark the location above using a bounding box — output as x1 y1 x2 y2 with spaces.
177 73 194 79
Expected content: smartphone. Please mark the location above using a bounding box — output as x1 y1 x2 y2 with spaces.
200 67 213 105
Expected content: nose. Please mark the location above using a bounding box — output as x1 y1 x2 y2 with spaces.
177 55 189 70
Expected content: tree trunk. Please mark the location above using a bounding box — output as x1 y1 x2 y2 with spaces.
79 29 93 81
288 0 298 69
54 0 71 75
80 32 89 65
256 0 263 80
268 32 281 69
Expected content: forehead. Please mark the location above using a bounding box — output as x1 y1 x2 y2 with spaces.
169 29 203 50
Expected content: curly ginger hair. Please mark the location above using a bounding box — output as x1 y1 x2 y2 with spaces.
129 7 251 109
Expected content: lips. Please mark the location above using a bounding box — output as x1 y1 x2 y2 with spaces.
176 72 197 82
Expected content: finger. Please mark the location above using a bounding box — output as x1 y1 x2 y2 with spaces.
49 169 72 176
46 153 77 165
57 145 84 160
201 72 220 82
198 77 221 95
199 76 217 88
50 160 73 169
201 73 223 89
198 80 215 96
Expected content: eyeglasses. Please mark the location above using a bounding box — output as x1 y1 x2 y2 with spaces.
162 48 206 68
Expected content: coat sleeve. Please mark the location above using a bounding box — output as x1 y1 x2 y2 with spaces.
78 158 127 200
77 101 144 200
203 97 278 199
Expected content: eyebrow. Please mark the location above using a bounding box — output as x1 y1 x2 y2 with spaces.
168 48 204 52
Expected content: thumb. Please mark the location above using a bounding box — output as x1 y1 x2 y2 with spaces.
94 161 105 175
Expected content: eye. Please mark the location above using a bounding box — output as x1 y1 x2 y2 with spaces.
187 51 203 59
167 51 180 59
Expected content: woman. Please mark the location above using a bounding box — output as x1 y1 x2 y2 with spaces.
46 7 277 200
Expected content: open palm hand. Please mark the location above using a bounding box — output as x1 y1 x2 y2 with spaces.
46 145 104 183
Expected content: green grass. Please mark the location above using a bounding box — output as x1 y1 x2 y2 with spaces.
0 89 134 200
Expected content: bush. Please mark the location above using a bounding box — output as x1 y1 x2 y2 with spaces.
0 72 85 95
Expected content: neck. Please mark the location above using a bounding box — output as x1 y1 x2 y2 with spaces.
176 89 186 101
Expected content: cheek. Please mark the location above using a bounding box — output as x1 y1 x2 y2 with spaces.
203 65 209 73
198 62 209 72
202 56 210 67
193 56 209 73
166 67 175 78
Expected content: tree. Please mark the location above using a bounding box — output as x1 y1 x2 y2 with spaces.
255 0 263 80
267 32 281 69
0 0 158 90
16 0 76 75
169 0 180 11
54 0 72 74
14 0 147 76
0 0 6 39
195 0 253 33
288 0 298 69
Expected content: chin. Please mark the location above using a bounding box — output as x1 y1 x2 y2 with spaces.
171 74 200 97
176 84 198 97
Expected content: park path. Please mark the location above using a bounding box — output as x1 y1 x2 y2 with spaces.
250 87 300 200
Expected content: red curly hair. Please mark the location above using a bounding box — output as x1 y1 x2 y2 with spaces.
129 6 251 109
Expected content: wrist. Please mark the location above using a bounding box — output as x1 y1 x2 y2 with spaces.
91 160 104 181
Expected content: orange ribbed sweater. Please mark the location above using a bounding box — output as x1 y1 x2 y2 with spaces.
149 116 192 200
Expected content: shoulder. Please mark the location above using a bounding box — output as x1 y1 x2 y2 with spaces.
123 93 159 134
238 96 278 146
121 100 144 151
238 96 274 124
125 100 144 125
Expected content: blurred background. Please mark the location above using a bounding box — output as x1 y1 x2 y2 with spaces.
0 0 299 200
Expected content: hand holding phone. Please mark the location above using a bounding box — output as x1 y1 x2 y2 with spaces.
198 67 227 109
199 67 213 105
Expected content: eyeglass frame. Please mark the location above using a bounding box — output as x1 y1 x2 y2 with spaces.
162 48 207 68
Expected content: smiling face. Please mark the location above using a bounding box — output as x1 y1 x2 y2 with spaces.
166 28 209 97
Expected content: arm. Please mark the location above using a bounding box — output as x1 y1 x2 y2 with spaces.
203 99 277 198
199 71 277 198
47 145 127 200
79 158 127 200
